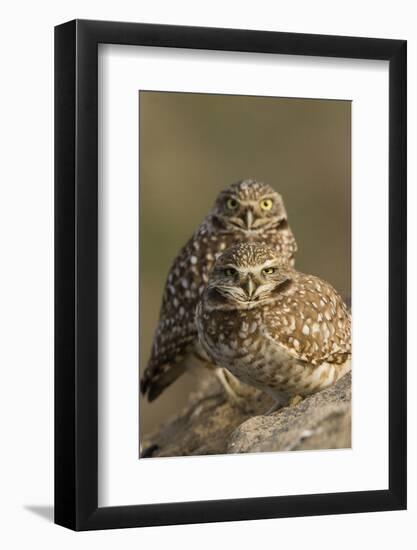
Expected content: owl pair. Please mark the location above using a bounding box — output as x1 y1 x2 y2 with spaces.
141 179 351 413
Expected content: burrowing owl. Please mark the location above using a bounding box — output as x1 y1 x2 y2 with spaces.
141 179 297 401
196 242 351 412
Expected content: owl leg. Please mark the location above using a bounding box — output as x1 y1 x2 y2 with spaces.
214 368 253 413
264 391 289 415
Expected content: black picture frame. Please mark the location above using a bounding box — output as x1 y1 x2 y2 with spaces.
55 19 407 531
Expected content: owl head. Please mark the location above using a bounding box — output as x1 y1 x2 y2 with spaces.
206 242 294 307
211 179 288 232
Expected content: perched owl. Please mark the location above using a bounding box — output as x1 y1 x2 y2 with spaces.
141 179 297 401
196 242 351 412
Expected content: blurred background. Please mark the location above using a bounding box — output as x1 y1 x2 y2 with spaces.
139 91 351 437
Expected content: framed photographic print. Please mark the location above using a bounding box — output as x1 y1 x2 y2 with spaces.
55 19 407 530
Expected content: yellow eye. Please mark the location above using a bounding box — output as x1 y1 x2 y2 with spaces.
226 198 239 210
224 267 237 276
260 198 273 211
262 267 276 275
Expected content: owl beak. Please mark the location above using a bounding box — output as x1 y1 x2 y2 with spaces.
245 208 254 230
243 276 257 299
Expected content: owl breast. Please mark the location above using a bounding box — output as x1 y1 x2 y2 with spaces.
197 306 292 391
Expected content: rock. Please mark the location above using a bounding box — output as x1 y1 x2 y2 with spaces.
141 372 351 458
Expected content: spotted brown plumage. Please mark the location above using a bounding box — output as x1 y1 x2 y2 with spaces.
196 242 351 409
140 179 298 401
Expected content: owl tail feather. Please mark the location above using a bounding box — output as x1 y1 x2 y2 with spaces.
140 363 187 402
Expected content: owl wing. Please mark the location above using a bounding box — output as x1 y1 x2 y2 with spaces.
275 222 298 266
263 275 351 367
140 226 217 401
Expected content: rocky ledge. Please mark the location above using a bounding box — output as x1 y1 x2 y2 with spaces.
141 372 351 458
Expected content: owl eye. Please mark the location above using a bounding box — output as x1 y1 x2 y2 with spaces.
226 198 239 210
260 198 273 211
224 267 237 277
262 267 276 275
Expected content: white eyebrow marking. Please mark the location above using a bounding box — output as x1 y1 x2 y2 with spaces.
223 263 277 275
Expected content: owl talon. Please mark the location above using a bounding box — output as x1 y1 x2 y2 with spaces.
265 395 302 415
288 394 303 407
